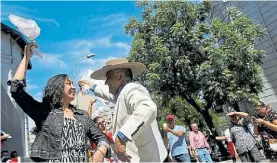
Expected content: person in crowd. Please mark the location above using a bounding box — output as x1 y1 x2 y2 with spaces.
7 151 20 163
78 58 167 162
216 128 238 162
87 98 97 118
163 114 191 163
93 116 120 163
189 123 212 163
254 101 277 161
8 42 110 162
227 111 261 162
93 116 113 144
87 98 97 162
1 150 10 162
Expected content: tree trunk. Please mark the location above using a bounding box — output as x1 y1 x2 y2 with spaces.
183 96 229 156
201 109 229 156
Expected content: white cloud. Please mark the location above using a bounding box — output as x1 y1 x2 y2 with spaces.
26 84 39 91
26 79 39 91
96 37 130 51
1 4 59 27
35 18 59 27
75 56 117 81
33 53 69 70
87 13 129 32
53 36 130 59
89 13 128 25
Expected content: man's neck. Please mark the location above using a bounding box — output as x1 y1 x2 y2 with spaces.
114 81 129 98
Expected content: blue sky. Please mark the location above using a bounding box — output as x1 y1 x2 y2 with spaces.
2 1 142 129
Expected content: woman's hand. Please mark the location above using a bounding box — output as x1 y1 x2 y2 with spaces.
92 145 107 163
24 42 38 60
92 150 105 163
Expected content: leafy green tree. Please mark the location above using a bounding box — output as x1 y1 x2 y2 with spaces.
125 1 265 132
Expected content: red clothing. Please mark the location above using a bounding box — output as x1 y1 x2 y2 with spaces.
8 157 20 163
227 141 236 157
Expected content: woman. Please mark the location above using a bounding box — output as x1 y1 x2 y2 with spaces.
8 43 110 162
254 101 277 161
227 111 260 162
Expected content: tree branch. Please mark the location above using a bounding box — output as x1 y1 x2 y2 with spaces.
182 94 202 113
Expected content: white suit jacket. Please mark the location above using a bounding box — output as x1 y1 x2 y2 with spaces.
94 82 167 162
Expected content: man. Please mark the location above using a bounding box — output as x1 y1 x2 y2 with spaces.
227 111 260 162
1 150 9 162
163 114 191 162
78 58 167 162
189 123 212 163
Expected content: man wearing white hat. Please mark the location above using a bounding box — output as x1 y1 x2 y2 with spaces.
78 58 167 162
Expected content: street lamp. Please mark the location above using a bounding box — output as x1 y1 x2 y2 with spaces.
72 53 95 108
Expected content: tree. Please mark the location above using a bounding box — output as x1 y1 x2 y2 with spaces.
156 96 207 129
125 1 265 132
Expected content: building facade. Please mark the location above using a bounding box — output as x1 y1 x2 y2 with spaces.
1 23 32 157
213 1 277 110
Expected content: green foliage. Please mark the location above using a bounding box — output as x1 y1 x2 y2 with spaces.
156 95 207 130
126 0 265 131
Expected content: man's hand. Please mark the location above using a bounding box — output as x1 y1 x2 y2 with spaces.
78 80 94 90
163 126 171 132
115 136 131 162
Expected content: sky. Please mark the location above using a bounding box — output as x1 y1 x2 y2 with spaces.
1 1 142 130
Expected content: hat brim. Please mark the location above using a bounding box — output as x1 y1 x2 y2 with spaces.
90 62 146 80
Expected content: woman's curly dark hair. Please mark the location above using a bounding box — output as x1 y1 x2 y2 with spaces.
42 74 69 109
33 74 75 135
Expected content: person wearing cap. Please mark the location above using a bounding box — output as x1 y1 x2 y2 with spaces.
163 115 191 162
189 123 212 163
78 58 167 162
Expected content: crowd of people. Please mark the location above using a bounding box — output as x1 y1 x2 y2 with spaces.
1 42 277 163
161 102 277 163
1 150 21 163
